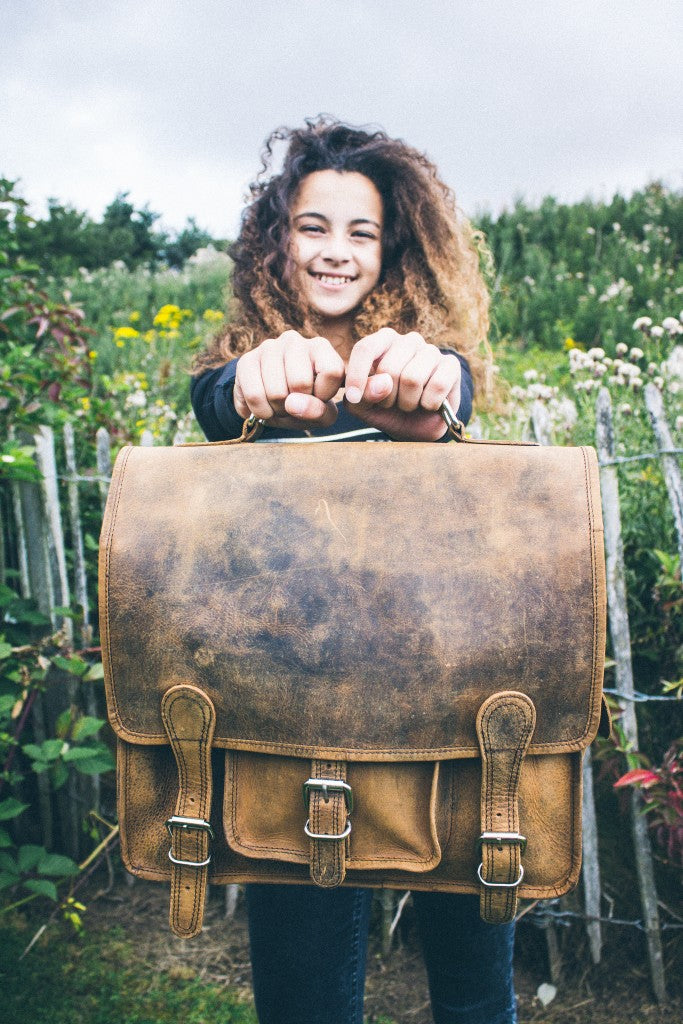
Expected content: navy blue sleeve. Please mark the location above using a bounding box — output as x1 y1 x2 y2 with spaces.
191 350 474 442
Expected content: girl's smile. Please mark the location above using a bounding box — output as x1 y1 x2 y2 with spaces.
289 169 383 351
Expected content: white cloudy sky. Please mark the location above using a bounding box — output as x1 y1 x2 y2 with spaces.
2 0 681 237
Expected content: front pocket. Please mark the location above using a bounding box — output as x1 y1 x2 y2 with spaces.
224 752 445 872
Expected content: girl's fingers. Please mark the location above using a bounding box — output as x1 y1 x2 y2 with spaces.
234 350 274 419
374 332 424 408
344 329 396 404
284 335 315 396
420 353 462 412
257 338 289 412
284 393 339 426
394 344 442 412
310 337 346 401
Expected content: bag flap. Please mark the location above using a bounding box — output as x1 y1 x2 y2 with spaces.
100 442 606 759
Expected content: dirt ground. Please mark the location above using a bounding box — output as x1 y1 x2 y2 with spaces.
85 876 681 1024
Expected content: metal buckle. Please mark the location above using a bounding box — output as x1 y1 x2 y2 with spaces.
476 832 526 889
439 398 466 440
303 778 353 813
477 863 524 888
477 831 527 853
302 778 353 841
304 818 352 841
165 815 214 868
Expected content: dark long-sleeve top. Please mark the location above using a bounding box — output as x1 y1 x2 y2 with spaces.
191 351 473 442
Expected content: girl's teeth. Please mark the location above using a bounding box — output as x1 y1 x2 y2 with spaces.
318 274 350 284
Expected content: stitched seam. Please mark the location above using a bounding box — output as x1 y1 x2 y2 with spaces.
102 444 134 735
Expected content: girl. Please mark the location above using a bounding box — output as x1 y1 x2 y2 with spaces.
191 118 516 1024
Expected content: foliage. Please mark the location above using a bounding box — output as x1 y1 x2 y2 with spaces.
13 190 224 276
0 921 257 1024
614 740 683 867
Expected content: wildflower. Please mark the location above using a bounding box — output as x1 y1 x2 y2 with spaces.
114 326 140 341
116 340 125 348
651 326 664 339
669 381 680 395
523 369 538 382
202 308 225 323
629 347 644 361
564 337 576 350
647 362 658 375
654 377 664 389
632 316 652 331
129 311 141 323
662 316 682 333
522 276 535 287
586 227 595 235
612 222 621 232
1 454 16 463
615 342 628 355
81 397 91 411
587 347 605 360
676 416 683 431
593 363 608 376
619 403 632 415
88 350 98 360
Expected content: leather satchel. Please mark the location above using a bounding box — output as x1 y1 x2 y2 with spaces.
100 425 608 938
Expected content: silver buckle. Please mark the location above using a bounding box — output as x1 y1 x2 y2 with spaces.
439 398 465 440
477 832 526 889
302 778 353 841
165 815 214 868
303 778 353 812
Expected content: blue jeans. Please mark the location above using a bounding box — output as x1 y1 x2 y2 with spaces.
246 885 517 1024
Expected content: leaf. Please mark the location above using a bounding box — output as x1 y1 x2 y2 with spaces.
0 872 19 892
18 844 45 872
23 878 58 901
0 852 19 875
0 641 12 659
0 827 13 848
65 750 115 775
84 533 99 551
71 715 104 741
50 762 69 789
614 768 659 789
37 853 78 877
0 797 29 821
83 662 104 682
53 655 88 677
0 693 17 716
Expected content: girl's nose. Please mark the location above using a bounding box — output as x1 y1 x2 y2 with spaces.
320 233 352 264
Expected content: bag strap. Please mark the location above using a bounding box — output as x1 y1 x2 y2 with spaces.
161 684 216 938
475 691 536 924
304 759 352 887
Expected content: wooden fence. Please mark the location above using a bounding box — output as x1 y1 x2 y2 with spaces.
2 390 681 1000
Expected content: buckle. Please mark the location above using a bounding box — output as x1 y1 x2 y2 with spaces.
439 398 465 440
303 778 353 813
477 831 527 853
165 815 214 868
302 778 353 842
477 863 524 888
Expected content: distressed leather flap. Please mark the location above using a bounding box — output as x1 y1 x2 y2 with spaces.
100 442 606 759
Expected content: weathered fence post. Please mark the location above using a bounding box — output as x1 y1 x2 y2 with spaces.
595 387 666 1002
643 381 683 567
531 402 603 966
96 427 112 512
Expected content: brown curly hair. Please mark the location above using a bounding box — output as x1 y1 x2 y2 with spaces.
193 117 492 398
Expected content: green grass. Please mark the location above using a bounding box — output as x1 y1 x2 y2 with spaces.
0 920 257 1024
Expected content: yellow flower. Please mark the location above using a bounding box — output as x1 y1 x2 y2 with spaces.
88 350 98 360
116 339 125 348
129 311 141 323
564 337 576 350
144 330 156 343
114 326 140 341
80 397 91 411
202 308 225 323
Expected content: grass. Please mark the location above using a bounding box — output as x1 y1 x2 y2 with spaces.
0 918 257 1024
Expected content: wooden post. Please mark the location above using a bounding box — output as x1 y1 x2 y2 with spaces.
64 422 100 815
643 381 683 567
532 401 603 971
96 427 112 512
595 387 666 1002
33 426 72 641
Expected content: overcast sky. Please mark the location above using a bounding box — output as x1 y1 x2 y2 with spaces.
2 0 682 237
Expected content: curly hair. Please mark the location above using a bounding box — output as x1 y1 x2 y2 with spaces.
194 117 492 398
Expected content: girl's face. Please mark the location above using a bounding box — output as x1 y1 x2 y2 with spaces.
288 170 383 334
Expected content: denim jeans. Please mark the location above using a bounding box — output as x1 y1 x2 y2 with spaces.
246 885 517 1024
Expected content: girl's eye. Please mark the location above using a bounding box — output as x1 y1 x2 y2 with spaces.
301 224 324 234
353 231 377 240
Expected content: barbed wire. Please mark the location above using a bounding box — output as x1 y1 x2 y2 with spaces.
522 902 683 933
603 687 682 703
599 447 683 467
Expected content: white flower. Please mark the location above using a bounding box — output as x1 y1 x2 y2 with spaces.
631 377 642 390
669 381 681 395
629 347 644 361
612 222 621 232
647 362 658 375
587 347 606 360
586 227 595 235
615 342 628 355
633 315 652 331
622 363 642 378
576 272 584 279
619 403 632 415
662 316 682 333
651 326 664 338
593 363 608 376
523 276 535 287
613 358 624 369
125 389 147 410
1 454 16 463
676 416 683 431
523 369 538 382
654 376 664 389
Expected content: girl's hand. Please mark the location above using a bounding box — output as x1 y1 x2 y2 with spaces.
344 329 462 441
234 331 345 430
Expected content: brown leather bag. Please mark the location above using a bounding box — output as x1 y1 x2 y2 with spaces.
100 428 608 938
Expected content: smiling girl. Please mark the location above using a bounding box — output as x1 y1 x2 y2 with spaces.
191 119 516 1024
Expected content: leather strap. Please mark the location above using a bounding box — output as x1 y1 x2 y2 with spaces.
306 759 350 887
161 684 216 938
475 691 536 923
